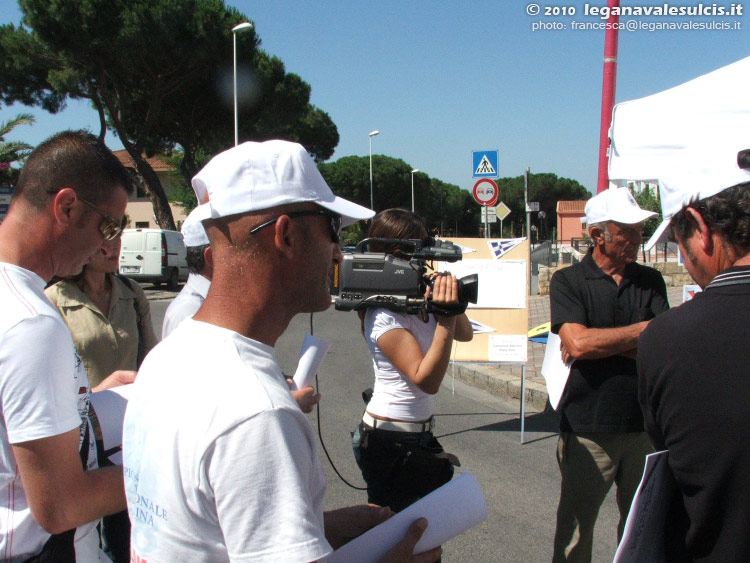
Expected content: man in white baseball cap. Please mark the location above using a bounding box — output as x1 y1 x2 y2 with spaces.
161 204 212 339
582 186 658 227
550 187 669 562
638 147 750 560
123 140 440 562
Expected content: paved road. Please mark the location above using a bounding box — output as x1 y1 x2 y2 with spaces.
144 287 622 562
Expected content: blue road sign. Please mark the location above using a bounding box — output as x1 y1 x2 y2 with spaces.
472 150 499 178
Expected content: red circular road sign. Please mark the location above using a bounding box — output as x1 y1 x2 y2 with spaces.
472 178 498 207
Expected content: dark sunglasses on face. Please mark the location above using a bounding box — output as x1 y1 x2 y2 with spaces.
248 209 342 243
78 197 125 241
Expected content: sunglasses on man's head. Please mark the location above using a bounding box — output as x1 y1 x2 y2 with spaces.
248 209 342 243
79 197 125 241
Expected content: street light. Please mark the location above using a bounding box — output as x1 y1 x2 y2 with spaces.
232 22 253 147
369 130 380 210
410 169 419 212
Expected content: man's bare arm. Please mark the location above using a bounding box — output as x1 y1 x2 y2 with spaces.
558 321 650 363
12 428 125 534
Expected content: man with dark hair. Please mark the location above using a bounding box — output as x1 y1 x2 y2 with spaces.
0 130 134 560
638 147 750 561
124 140 440 562
550 187 669 562
12 130 133 210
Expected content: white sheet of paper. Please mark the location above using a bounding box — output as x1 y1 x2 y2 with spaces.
292 333 331 390
614 450 676 563
327 472 487 563
438 259 526 309
89 385 133 465
541 333 571 410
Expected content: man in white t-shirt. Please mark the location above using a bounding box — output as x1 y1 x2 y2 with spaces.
123 140 442 562
162 205 213 339
0 131 135 561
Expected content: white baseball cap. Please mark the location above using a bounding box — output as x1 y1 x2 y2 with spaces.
645 146 750 250
191 140 374 227
181 204 210 247
192 178 208 206
581 187 656 226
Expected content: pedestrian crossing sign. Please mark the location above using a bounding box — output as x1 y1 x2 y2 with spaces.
472 150 499 178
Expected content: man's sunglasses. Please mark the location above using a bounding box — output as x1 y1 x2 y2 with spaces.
79 197 126 241
248 209 342 243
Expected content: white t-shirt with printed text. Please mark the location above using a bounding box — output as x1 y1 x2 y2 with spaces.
123 319 331 562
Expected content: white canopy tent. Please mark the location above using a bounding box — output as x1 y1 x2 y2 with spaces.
608 56 750 185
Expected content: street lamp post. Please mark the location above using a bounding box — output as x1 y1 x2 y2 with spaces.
369 130 380 210
232 22 253 147
410 169 419 212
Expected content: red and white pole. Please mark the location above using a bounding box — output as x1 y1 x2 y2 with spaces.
596 0 620 193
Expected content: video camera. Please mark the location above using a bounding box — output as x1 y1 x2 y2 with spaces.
330 237 478 316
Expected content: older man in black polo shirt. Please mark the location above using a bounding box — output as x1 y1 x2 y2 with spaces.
549 187 669 563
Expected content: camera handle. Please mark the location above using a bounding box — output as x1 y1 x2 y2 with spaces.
425 300 468 317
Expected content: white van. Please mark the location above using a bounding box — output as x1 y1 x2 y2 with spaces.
119 229 188 290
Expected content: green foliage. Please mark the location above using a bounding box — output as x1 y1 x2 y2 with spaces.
629 182 662 238
162 151 198 212
0 112 35 181
495 173 590 238
318 155 476 240
293 107 339 163
0 0 340 227
0 24 66 112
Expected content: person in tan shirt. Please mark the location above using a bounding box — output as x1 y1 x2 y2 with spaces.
46 234 158 388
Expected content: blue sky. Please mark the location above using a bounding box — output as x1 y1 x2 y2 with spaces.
1 0 748 195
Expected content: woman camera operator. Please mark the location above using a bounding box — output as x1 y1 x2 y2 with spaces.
353 208 473 512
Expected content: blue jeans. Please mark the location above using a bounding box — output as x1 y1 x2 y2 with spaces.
353 422 454 512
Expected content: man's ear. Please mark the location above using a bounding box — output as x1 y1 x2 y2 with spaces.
589 225 605 245
51 188 79 227
684 207 713 254
273 215 295 259
203 245 214 278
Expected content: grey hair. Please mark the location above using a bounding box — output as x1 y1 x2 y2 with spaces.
588 221 612 242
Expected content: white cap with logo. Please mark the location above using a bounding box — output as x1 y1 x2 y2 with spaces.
191 140 374 227
582 187 657 226
645 146 750 250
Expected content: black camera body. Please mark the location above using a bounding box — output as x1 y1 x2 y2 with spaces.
331 238 478 316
